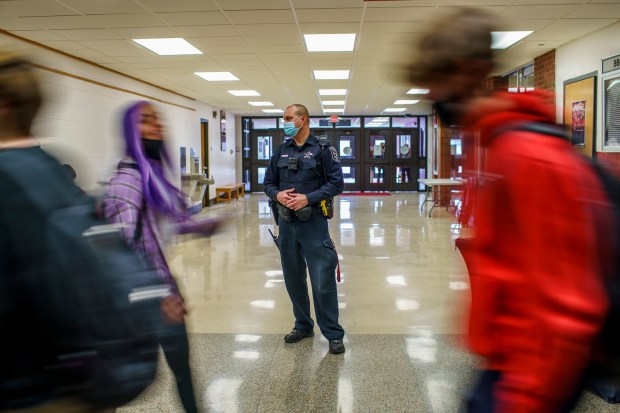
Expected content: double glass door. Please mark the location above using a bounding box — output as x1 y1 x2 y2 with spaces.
364 128 420 191
248 127 419 193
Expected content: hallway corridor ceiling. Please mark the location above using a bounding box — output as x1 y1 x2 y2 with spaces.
1 0 619 115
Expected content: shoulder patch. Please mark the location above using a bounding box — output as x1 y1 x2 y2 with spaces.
329 146 340 163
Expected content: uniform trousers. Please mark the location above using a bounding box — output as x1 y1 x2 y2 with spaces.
278 213 344 340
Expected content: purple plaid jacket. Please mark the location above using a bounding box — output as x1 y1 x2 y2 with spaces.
103 159 178 293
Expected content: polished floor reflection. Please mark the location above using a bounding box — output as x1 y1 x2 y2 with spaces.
119 194 619 412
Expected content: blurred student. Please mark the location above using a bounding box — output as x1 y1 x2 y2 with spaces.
103 101 220 413
408 8 612 413
0 55 115 412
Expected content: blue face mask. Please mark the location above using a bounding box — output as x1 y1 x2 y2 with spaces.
282 117 301 137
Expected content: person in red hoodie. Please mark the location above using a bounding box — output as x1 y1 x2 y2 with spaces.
408 8 613 413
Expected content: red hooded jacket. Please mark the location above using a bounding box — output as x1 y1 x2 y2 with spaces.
464 91 611 412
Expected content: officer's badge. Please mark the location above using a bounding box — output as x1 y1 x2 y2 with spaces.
329 146 340 162
303 151 314 159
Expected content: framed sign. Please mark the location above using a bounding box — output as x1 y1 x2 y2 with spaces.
563 72 597 157
220 110 227 151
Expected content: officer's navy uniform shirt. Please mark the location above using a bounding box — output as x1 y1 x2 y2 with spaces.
264 135 344 204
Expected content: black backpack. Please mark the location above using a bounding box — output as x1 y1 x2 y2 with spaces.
2 153 166 408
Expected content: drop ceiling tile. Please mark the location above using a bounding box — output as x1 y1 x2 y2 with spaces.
236 23 299 36
20 16 104 30
138 0 218 12
527 18 617 41
361 22 425 34
174 25 238 37
222 60 269 68
564 4 620 19
296 8 363 23
50 29 123 40
514 0 582 4
86 13 165 28
245 35 302 46
0 0 78 17
292 0 363 8
500 5 581 20
9 30 65 41
440 0 514 5
219 0 291 10
225 10 295 25
201 44 255 54
252 44 305 53
67 49 120 64
0 17 43 30
78 39 153 56
186 36 247 47
496 19 555 32
364 7 435 22
39 40 89 50
364 0 438 6
299 22 360 34
111 27 179 39
155 12 228 26
306 52 355 61
211 53 261 62
59 0 147 14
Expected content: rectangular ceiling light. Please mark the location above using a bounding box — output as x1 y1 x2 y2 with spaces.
194 72 239 81
319 89 347 96
228 90 260 96
324 108 345 113
262 109 283 113
407 88 430 95
132 38 202 55
322 100 345 105
313 70 350 80
384 108 407 112
394 100 420 105
249 101 273 106
491 31 533 49
304 34 356 52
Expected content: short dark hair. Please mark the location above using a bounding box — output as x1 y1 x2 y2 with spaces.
0 53 42 136
287 104 310 119
408 8 495 85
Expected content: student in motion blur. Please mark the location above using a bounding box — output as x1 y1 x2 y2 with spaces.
0 54 114 412
407 8 613 413
103 101 221 413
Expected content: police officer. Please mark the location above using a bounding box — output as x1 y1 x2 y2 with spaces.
264 103 345 354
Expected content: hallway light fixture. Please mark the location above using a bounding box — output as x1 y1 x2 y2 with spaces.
406 88 430 94
194 72 239 81
313 70 350 80
384 108 407 112
228 90 260 96
324 108 345 113
394 100 420 105
319 89 347 96
248 101 273 106
491 31 533 49
304 34 356 52
132 38 202 55
322 100 346 105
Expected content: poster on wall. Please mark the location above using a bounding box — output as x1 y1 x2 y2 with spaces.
220 110 226 151
563 73 596 158
571 100 586 147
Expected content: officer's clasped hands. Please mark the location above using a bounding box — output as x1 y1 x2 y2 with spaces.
277 188 309 211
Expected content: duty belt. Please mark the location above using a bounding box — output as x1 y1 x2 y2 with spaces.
276 203 322 222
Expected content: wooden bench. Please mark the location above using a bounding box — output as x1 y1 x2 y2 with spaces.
215 183 245 203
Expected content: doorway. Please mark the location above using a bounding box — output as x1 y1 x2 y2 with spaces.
201 119 209 206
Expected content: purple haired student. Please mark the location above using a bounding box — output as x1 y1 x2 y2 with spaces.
103 101 220 412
